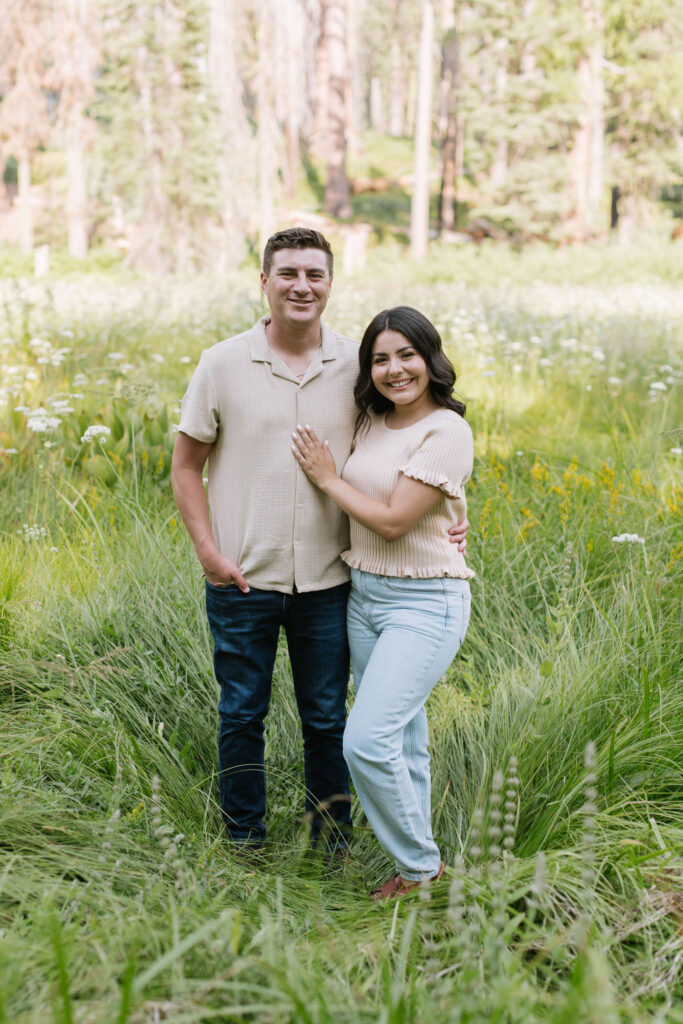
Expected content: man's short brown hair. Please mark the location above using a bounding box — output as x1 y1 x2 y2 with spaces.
262 228 333 277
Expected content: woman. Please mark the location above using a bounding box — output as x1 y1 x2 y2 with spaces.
291 306 473 899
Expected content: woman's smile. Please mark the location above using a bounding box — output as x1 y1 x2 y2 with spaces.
370 329 437 420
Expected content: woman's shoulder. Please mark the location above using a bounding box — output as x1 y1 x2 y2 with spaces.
425 407 472 439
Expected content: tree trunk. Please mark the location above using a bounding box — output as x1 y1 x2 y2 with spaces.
257 12 276 254
489 38 508 192
279 0 305 197
18 154 33 254
410 1 435 260
438 0 459 232
66 106 88 258
389 38 404 136
568 0 604 240
209 0 251 267
323 0 352 217
369 76 385 132
311 2 329 159
346 0 363 154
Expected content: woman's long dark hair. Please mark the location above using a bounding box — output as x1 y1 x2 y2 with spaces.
353 306 466 440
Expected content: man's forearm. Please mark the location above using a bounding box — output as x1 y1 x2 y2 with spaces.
171 464 218 567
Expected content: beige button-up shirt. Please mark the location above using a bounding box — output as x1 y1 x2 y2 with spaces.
179 318 359 593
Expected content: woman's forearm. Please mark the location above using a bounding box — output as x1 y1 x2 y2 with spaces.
320 474 440 542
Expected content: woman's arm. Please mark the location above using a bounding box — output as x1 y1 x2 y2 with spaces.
292 425 444 543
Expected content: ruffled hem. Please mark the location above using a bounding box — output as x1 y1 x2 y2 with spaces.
341 551 475 580
399 465 460 499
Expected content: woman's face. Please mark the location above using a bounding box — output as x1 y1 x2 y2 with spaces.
370 329 431 408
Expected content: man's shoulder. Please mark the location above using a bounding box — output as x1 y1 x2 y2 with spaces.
199 322 263 365
325 325 359 366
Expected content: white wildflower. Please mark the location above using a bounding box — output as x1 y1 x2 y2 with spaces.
607 377 621 385
649 382 667 391
612 533 645 544
670 447 682 455
108 352 125 361
586 385 593 391
81 424 111 444
27 415 61 432
21 524 48 541
179 356 191 364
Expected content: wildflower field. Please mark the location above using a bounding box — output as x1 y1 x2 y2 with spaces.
1 240 682 1023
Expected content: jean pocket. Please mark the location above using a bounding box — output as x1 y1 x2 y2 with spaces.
383 576 445 595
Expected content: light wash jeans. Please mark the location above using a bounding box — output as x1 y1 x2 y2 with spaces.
343 568 470 880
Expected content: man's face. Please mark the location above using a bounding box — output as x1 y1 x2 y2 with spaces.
260 248 332 330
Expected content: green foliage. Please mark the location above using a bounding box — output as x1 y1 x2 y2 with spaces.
0 251 681 1021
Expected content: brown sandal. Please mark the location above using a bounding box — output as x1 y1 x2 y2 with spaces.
371 861 445 900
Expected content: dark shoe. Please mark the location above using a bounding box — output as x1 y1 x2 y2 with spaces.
371 861 445 901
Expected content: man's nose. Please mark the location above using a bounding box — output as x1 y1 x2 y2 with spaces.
292 272 310 291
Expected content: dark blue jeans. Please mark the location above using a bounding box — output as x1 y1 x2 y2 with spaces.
205 580 352 849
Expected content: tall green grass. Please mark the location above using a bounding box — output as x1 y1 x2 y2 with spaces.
1 250 681 1021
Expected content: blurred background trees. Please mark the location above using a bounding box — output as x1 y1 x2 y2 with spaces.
0 0 681 271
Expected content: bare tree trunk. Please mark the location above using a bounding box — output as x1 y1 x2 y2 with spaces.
18 154 33 254
258 13 277 254
568 0 604 240
438 0 459 232
369 76 385 132
587 0 604 232
389 38 404 136
279 1 306 196
410 0 434 260
66 107 88 258
209 0 251 267
311 1 329 159
489 37 508 192
323 0 352 217
346 0 363 154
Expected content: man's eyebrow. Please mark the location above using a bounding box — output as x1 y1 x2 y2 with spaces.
276 264 326 274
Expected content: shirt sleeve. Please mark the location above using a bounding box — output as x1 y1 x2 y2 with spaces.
178 351 221 443
399 417 473 498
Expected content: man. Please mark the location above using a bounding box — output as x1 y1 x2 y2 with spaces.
172 227 467 852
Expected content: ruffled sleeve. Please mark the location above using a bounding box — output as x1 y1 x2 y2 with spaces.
399 414 473 498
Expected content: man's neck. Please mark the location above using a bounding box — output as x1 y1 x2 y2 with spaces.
265 317 323 357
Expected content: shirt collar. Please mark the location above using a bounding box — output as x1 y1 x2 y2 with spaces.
248 318 338 363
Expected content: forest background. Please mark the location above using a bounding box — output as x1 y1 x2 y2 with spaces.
1 0 682 270
1 2 683 1023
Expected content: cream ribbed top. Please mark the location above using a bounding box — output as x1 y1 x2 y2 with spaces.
340 408 474 579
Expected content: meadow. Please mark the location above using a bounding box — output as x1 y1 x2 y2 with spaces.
0 239 682 1023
